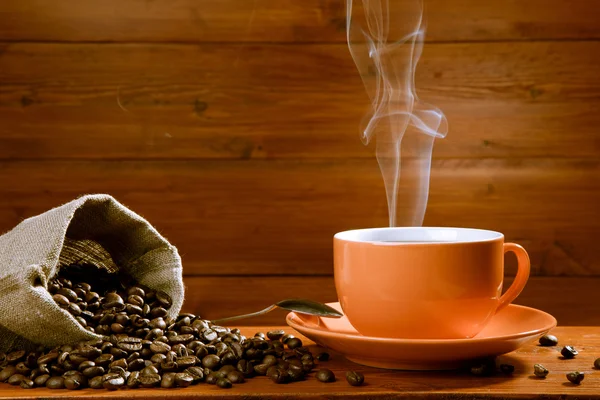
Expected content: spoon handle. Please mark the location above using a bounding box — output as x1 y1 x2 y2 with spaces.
210 304 278 324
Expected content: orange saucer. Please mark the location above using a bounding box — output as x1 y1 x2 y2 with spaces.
286 302 556 370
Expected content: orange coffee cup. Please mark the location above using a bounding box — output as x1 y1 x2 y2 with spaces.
333 227 530 339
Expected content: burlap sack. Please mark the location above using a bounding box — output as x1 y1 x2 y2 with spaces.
0 194 184 352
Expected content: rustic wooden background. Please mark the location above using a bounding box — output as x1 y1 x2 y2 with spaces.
0 1 598 325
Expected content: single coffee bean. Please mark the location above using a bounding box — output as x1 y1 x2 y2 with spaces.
316 369 335 383
302 359 315 373
94 354 113 368
64 376 83 390
175 372 194 387
205 373 218 385
114 313 129 325
150 340 171 354
202 329 218 342
127 294 145 307
253 363 269 376
102 373 125 390
539 334 558 346
263 355 278 367
500 364 515 374
156 291 173 308
345 371 364 386
202 354 220 369
126 304 143 315
534 363 549 378
566 371 584 384
78 344 101 359
287 338 303 350
78 360 95 371
34 374 50 387
237 359 254 377
15 362 30 375
267 330 285 341
20 378 35 389
150 307 168 319
110 347 128 359
138 373 161 387
269 369 289 384
227 370 245 384
128 358 146 371
186 366 205 383
172 344 189 357
37 352 58 365
317 352 330 362
83 366 105 378
117 337 143 352
216 378 232 389
141 365 160 376
89 375 104 389
0 365 17 382
68 303 82 316
7 350 26 363
161 372 176 388
287 365 305 381
161 361 178 372
128 286 145 298
110 358 128 370
58 287 78 302
46 376 65 389
254 332 266 339
85 291 100 303
281 334 295 344
561 346 578 359
8 374 26 385
594 358 600 369
126 371 140 388
169 333 194 345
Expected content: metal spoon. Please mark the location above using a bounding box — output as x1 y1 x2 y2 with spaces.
210 299 343 324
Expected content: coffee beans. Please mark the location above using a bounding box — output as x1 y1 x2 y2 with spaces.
345 371 364 386
539 334 558 346
561 345 578 359
0 265 359 391
566 371 584 384
534 363 549 378
594 358 600 369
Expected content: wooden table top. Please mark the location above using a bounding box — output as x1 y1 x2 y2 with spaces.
1 326 599 399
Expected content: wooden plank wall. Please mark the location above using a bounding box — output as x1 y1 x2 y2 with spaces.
1 1 599 324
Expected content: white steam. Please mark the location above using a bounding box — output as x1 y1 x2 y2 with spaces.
347 0 448 227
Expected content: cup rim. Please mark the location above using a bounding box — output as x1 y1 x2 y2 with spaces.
334 227 504 245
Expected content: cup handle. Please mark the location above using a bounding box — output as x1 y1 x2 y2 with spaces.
497 243 531 313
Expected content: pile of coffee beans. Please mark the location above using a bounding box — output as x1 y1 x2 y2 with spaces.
0 265 364 390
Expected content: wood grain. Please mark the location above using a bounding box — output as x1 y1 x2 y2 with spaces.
0 0 599 43
181 276 600 326
0 159 597 276
0 326 598 398
0 42 599 160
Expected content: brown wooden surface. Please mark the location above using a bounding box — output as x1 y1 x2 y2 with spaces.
1 0 599 43
0 42 599 160
0 326 599 399
181 276 600 327
0 159 597 276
